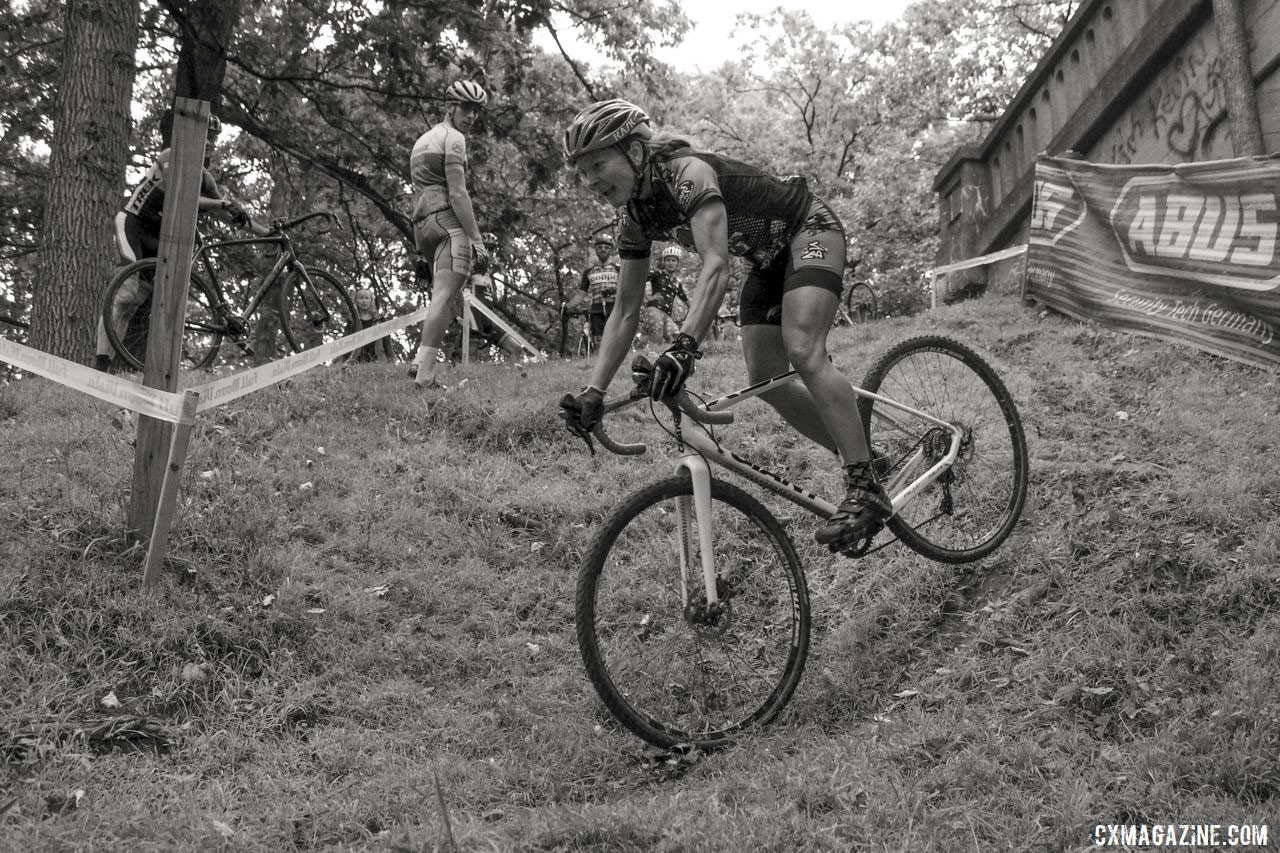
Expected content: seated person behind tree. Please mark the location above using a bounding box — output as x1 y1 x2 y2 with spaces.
343 287 395 364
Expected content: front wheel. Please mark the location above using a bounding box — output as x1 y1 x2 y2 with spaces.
279 266 359 354
576 474 810 750
101 259 225 371
860 335 1029 563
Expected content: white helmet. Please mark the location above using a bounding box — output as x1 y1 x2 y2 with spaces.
660 246 682 260
445 80 488 107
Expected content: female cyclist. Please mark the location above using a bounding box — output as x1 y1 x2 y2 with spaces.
558 99 890 550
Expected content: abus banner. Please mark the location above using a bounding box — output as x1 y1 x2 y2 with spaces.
1027 154 1280 369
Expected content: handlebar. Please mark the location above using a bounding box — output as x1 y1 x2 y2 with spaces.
270 210 338 233
571 354 734 457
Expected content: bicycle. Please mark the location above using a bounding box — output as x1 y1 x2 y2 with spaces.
561 306 594 358
568 335 1029 749
833 281 878 327
102 211 359 370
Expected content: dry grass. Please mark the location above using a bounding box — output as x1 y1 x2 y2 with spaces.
1 294 1276 851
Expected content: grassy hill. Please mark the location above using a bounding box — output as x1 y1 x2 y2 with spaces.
1 294 1276 851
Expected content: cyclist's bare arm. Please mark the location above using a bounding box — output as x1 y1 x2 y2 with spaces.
679 200 731 342
589 258 648 390
444 161 482 243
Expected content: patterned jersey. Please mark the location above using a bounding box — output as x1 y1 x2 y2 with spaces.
579 262 620 309
645 269 688 316
121 149 220 226
410 122 468 221
618 145 812 271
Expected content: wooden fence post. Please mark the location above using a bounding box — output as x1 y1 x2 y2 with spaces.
128 98 208 541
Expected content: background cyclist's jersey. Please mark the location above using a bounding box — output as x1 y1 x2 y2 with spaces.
410 122 468 222
578 262 620 309
121 149 220 227
618 147 812 271
646 269 687 315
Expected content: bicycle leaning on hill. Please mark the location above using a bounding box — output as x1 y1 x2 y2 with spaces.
101 211 359 370
563 335 1029 749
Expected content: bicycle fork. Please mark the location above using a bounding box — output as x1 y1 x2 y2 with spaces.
673 451 722 611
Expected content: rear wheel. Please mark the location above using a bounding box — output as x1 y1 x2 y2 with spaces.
102 259 225 371
859 335 1029 563
577 474 810 749
279 266 359 354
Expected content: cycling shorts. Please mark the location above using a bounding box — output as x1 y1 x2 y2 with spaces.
115 211 161 264
414 208 473 276
738 197 845 327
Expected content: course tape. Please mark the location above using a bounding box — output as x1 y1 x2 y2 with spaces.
191 306 428 410
0 336 190 423
1 306 429 422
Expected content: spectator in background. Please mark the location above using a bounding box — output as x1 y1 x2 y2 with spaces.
343 287 395 364
569 233 620 350
644 244 689 342
466 232 529 361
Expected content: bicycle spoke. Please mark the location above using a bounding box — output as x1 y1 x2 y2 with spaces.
578 476 809 749
861 336 1028 563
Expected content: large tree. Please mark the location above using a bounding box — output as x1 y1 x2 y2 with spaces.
29 0 140 360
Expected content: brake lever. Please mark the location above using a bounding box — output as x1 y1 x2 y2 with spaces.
558 394 597 456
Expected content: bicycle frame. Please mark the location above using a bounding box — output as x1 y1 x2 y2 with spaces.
606 368 965 609
193 212 337 327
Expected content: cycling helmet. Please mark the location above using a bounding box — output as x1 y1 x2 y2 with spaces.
660 245 682 260
481 231 499 247
445 80 488 107
563 99 652 161
591 232 613 247
206 114 222 138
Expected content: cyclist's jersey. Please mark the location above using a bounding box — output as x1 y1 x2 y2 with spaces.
121 149 220 227
646 269 687 316
618 145 812 271
410 122 468 222
578 262 620 310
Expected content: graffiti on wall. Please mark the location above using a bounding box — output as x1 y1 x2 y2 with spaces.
1101 28 1230 164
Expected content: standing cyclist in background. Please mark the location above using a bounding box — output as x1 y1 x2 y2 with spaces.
95 113 254 372
557 99 892 551
572 233 621 351
407 79 490 389
645 244 689 342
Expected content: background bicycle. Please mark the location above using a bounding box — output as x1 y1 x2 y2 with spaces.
833 280 879 327
570 335 1029 749
101 211 358 371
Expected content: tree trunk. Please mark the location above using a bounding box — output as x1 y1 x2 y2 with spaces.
1212 0 1266 156
30 0 140 361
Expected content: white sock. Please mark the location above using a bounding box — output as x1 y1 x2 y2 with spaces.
414 346 440 382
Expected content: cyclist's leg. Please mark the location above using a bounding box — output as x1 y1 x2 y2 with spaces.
775 200 890 545
96 213 156 368
412 213 469 386
739 265 838 455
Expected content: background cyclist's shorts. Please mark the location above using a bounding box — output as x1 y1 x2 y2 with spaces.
414 209 473 276
116 211 161 265
738 197 846 327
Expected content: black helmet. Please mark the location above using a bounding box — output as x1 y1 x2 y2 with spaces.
563 99 651 161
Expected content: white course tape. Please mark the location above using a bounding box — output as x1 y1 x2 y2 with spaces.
191 306 429 411
0 336 190 423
